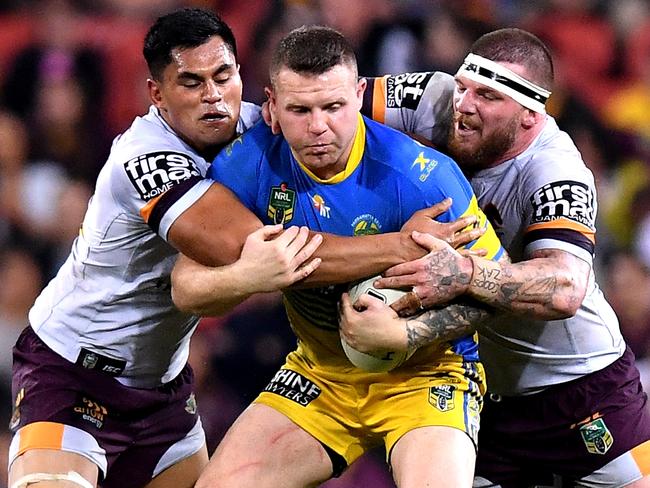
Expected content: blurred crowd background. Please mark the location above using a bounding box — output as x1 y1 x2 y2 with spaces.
2 0 650 486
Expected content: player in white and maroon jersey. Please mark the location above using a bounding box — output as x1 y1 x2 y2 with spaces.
8 8 465 488
345 28 650 487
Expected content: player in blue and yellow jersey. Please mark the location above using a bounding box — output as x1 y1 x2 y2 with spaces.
172 26 503 488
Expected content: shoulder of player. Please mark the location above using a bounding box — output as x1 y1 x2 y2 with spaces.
216 120 280 163
364 118 456 175
110 112 206 168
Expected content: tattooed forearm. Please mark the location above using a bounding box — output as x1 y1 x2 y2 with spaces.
404 302 492 349
467 249 590 319
425 247 473 298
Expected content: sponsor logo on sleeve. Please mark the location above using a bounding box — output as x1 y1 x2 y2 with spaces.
264 369 321 406
124 151 201 201
410 151 438 182
386 72 434 110
530 180 595 228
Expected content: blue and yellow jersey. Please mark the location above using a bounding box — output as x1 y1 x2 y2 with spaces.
209 115 503 369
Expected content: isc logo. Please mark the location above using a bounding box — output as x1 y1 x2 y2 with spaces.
124 151 201 201
530 180 595 228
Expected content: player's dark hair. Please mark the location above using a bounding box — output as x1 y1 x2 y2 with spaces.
143 7 237 80
470 28 554 91
269 25 357 86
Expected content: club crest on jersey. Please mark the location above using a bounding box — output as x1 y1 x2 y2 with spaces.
411 151 438 182
352 214 381 235
385 72 434 110
429 385 456 412
124 151 201 201
268 183 295 224
530 180 595 229
579 418 613 455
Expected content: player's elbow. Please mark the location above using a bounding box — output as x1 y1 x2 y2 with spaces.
554 270 588 318
171 284 197 314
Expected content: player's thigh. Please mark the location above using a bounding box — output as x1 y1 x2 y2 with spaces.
9 448 98 488
624 476 650 487
196 403 333 488
391 425 476 488
143 444 208 488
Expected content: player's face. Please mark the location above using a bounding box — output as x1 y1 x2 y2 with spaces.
148 35 242 158
448 63 529 173
269 63 366 180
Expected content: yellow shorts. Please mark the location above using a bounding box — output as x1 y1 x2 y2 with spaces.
255 349 485 466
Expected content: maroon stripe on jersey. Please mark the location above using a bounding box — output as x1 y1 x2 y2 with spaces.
523 228 595 255
148 176 205 234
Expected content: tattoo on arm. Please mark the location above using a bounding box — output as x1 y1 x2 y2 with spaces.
425 247 472 294
404 301 492 349
468 248 589 318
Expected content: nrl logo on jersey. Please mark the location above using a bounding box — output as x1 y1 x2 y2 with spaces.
579 418 613 455
386 72 434 110
268 183 295 224
124 151 201 201
530 180 596 228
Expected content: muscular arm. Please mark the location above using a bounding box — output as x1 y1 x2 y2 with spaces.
168 181 417 277
382 236 590 320
339 292 492 353
171 225 322 316
466 248 589 319
402 301 492 350
169 183 473 285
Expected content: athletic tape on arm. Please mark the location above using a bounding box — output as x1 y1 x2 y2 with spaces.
11 471 94 488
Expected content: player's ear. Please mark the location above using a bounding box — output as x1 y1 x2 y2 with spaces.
356 77 367 98
355 77 367 110
148 79 164 109
265 86 276 110
521 108 542 130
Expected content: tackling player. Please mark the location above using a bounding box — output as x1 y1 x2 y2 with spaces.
343 28 650 487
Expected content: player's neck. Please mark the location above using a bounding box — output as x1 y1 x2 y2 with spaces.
495 116 547 165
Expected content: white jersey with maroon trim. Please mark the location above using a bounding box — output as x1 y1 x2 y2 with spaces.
29 103 261 388
364 72 625 395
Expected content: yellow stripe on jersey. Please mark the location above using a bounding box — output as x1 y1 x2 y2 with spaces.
293 114 367 184
463 195 504 260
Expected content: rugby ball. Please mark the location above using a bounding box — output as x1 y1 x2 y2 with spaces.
341 275 416 372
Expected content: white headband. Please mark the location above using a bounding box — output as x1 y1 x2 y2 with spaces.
456 53 551 113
